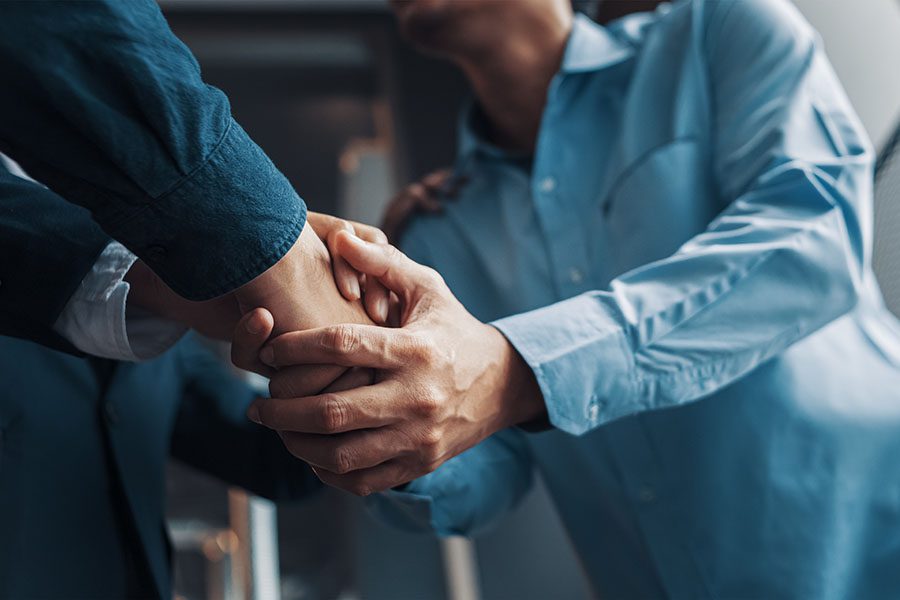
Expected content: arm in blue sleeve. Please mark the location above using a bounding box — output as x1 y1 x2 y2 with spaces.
170 336 321 501
0 1 305 300
494 0 872 434
0 165 109 354
368 429 534 537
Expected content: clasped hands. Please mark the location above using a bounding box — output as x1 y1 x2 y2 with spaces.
128 211 543 495
234 215 544 496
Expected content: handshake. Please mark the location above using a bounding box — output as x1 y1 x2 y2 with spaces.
129 212 544 495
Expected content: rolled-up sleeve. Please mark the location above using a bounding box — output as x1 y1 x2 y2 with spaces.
494 0 872 435
0 1 306 301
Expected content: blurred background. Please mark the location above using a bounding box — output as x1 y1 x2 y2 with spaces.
157 1 900 599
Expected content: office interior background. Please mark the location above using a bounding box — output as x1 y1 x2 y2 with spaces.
152 1 900 598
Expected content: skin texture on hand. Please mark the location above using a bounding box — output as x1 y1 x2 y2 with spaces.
306 212 391 324
240 232 546 496
125 258 242 341
125 211 381 339
127 213 385 397
230 221 377 394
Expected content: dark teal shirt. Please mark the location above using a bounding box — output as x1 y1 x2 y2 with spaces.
0 1 306 319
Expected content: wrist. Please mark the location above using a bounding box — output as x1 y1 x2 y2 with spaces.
234 222 374 335
124 259 181 318
489 326 546 428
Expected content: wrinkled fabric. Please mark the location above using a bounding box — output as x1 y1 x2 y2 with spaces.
0 1 306 301
53 241 188 361
372 2 900 598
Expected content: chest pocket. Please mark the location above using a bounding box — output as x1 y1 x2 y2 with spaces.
601 138 716 276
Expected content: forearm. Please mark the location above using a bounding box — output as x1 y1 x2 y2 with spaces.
234 224 373 335
126 223 374 370
495 164 862 436
0 167 109 354
0 1 306 300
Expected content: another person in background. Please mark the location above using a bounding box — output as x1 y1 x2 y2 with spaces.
240 0 900 596
0 315 317 600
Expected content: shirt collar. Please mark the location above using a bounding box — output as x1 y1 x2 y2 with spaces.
456 14 635 162
561 13 635 74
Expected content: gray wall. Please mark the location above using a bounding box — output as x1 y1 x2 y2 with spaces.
793 0 900 148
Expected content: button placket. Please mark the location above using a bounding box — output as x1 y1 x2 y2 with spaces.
586 394 603 425
539 176 557 194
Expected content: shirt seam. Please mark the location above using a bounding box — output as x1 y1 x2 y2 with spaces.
103 118 235 232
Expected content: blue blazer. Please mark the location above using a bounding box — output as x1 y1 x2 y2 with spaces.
0 335 319 599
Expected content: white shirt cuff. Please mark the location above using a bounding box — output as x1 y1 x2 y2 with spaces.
53 241 187 361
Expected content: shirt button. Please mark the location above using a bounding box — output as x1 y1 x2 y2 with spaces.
569 268 584 284
103 402 119 426
587 403 600 422
637 486 656 503
539 176 557 193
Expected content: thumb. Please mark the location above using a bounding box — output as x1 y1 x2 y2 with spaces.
334 230 432 296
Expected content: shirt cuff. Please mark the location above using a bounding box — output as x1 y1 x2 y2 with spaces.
492 292 639 436
369 460 468 537
53 241 187 361
103 120 307 301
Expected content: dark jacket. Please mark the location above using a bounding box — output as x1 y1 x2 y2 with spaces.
0 334 319 599
0 0 307 351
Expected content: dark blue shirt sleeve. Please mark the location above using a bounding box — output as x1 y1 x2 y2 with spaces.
0 0 307 301
0 166 110 353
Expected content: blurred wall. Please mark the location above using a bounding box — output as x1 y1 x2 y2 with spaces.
792 0 900 148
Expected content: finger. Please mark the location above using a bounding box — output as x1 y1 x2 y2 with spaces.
325 224 361 302
333 232 440 297
305 211 344 239
249 381 393 435
279 428 401 474
261 325 415 370
351 221 389 246
323 366 376 393
268 364 350 398
417 193 444 213
304 212 327 238
231 308 276 377
406 182 444 213
421 168 453 190
443 174 469 199
312 460 417 496
347 223 391 324
386 292 403 328
381 194 417 244
363 275 390 324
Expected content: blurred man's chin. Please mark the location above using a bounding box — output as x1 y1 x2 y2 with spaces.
391 0 458 56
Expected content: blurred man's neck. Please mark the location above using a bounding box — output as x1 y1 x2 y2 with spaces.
454 9 572 155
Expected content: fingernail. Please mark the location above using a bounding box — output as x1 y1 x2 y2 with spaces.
349 277 361 300
260 346 275 366
246 315 263 334
343 233 367 247
376 297 389 323
247 403 261 423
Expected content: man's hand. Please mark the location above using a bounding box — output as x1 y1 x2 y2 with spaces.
242 232 546 496
380 168 465 244
306 212 391 324
125 211 386 344
229 218 382 395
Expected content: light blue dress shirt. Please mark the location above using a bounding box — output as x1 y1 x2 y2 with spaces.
372 1 900 598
